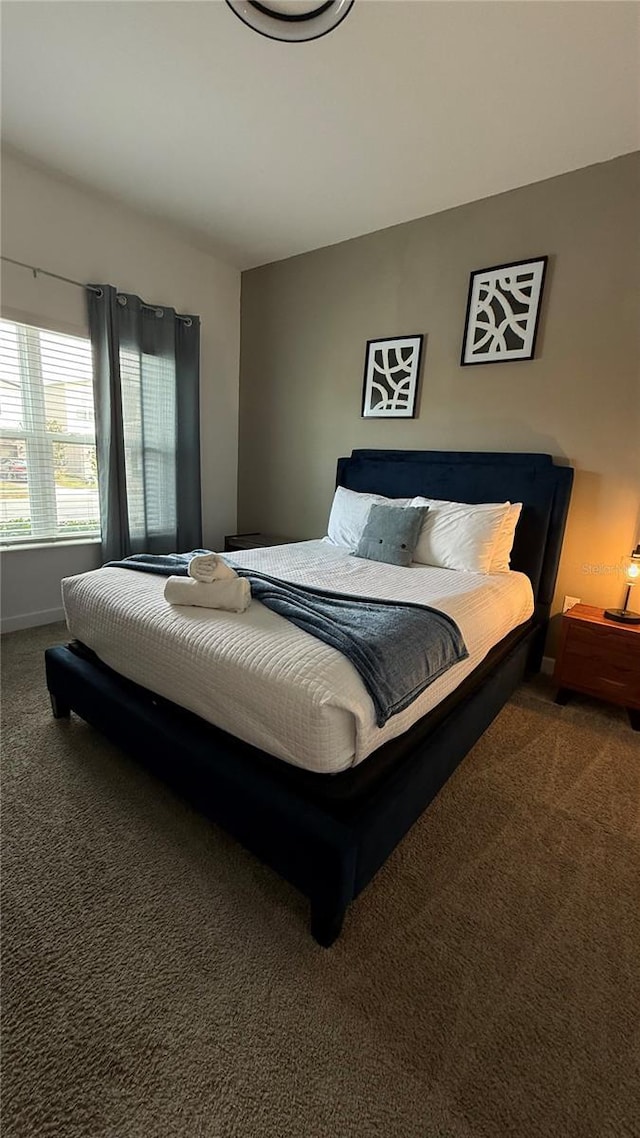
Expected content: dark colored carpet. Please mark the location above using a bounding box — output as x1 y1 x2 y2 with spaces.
2 622 639 1138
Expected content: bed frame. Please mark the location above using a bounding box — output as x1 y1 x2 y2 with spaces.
45 450 573 946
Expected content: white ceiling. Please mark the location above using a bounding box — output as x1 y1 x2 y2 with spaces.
2 1 638 269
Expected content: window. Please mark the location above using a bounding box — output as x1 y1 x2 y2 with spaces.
120 346 177 543
0 319 100 546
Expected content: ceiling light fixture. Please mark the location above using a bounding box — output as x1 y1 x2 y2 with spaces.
225 0 354 43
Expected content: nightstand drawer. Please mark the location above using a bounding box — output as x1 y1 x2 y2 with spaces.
564 620 637 658
559 623 640 706
560 655 640 704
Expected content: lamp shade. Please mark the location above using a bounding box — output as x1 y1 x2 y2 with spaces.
627 544 640 583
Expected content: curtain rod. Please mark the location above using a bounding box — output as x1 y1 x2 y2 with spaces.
1 255 194 324
1 255 102 295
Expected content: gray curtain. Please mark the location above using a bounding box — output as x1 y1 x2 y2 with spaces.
87 286 201 561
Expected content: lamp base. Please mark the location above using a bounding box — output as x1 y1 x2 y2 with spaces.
604 607 640 625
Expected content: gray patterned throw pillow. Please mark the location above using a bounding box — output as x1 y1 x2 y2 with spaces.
354 504 429 567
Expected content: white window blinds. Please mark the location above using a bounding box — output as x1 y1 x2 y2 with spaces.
0 318 100 546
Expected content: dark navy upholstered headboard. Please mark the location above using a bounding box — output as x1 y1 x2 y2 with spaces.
335 450 573 617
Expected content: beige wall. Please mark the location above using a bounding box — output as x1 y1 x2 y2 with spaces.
239 154 640 648
1 148 240 631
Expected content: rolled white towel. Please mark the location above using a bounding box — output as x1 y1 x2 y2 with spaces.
188 552 237 583
164 575 251 613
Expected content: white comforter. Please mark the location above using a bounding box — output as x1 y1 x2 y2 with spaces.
62 540 534 774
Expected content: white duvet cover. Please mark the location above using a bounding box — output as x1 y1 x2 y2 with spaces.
62 540 534 774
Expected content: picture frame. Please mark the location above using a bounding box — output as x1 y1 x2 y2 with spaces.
361 334 424 418
461 256 548 366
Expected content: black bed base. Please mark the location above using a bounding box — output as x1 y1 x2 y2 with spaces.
45 621 539 946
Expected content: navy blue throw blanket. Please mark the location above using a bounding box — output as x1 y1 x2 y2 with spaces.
105 552 211 577
106 552 468 727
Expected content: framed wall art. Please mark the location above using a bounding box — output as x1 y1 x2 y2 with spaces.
361 334 424 418
461 256 548 366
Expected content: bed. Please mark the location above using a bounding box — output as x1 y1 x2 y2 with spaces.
45 449 573 945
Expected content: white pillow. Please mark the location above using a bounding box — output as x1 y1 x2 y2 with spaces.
326 486 411 551
410 496 511 574
490 503 522 573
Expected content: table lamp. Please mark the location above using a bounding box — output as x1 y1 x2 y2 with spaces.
604 544 640 624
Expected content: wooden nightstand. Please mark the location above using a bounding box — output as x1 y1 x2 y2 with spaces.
223 532 296 553
553 603 640 730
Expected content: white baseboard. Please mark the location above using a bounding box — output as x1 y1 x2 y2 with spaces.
540 655 555 675
1 606 65 634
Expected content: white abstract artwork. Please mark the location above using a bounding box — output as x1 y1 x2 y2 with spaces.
361 335 424 418
461 257 548 365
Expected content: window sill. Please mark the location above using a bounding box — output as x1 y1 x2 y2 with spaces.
0 538 102 554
